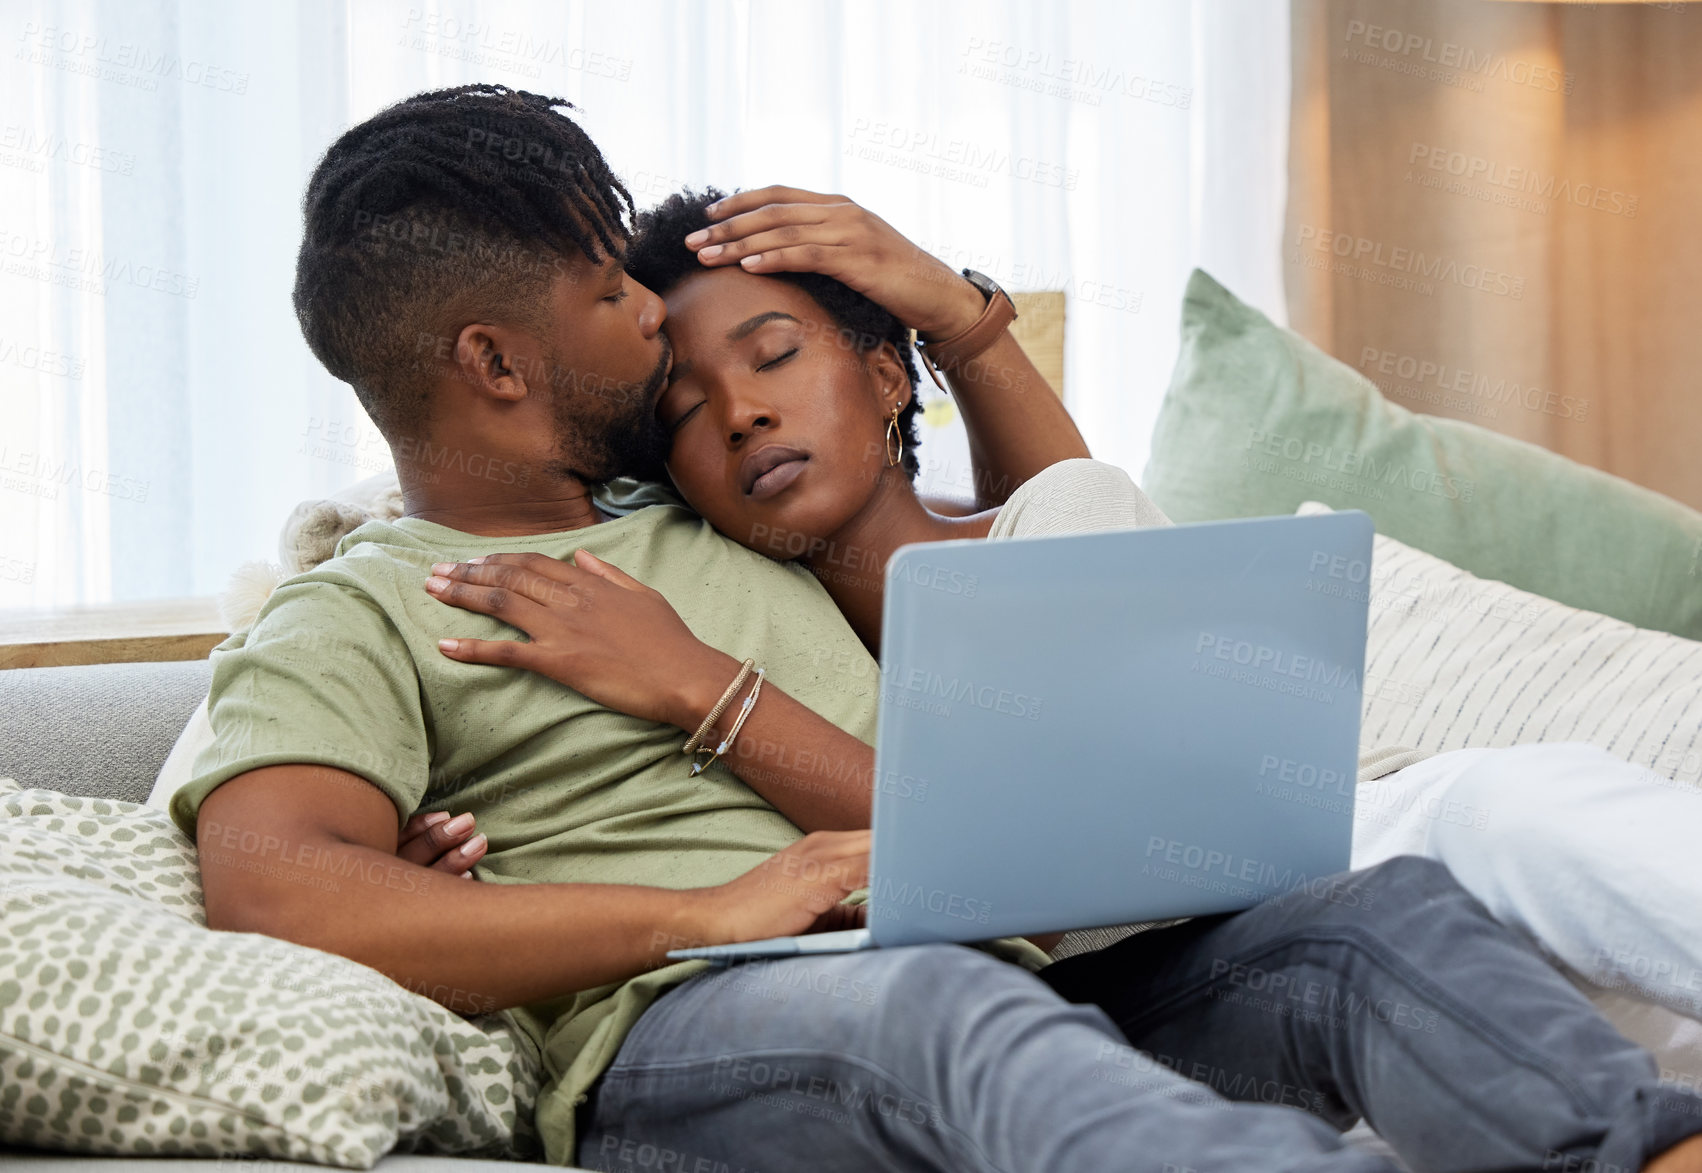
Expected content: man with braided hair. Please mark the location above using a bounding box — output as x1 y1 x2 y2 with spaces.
175 86 1702 1172
291 84 670 489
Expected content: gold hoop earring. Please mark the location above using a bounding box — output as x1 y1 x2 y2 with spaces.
885 403 905 468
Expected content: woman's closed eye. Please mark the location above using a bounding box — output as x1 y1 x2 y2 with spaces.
666 348 800 434
667 402 702 435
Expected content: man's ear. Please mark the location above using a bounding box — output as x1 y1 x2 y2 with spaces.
452 322 532 404
867 341 914 415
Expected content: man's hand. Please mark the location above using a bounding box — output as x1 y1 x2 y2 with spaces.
198 764 856 1010
398 809 487 878
687 831 871 945
425 550 737 730
683 186 986 341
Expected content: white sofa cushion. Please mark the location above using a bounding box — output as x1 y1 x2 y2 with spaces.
1295 502 1702 781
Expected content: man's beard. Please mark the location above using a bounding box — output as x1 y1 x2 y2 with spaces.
545 335 673 486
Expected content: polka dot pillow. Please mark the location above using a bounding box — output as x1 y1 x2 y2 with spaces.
0 778 543 1168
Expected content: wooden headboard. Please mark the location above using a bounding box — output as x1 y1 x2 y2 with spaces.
1009 291 1065 397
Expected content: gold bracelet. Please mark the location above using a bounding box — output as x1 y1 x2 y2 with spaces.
690 668 765 778
683 658 753 754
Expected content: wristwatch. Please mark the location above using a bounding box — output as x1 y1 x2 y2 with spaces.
918 269 1018 375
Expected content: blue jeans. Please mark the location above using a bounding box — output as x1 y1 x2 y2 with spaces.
576 857 1702 1172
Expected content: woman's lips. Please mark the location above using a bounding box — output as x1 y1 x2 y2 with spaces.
740 443 810 496
748 455 808 501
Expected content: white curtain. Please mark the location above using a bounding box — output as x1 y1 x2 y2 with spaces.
0 0 1289 608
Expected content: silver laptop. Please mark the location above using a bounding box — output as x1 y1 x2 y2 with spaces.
668 510 1373 963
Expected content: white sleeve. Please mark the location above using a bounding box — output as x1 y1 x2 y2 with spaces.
986 459 1172 541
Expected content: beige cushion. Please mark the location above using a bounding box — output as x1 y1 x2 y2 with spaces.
0 780 543 1167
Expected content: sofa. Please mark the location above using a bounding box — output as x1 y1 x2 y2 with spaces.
6 270 1701 1169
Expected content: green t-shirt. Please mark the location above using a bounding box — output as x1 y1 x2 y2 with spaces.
170 505 879 871
170 502 1046 1162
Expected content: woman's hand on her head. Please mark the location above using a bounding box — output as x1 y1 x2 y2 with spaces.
424 551 741 732
683 185 986 341
397 809 486 878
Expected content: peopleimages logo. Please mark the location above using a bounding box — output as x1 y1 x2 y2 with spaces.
915 240 1145 315
845 117 1079 191
16 21 251 94
885 667 1043 720
1359 346 1589 423
1194 632 1360 691
0 445 149 503
1142 837 1370 908
958 37 1193 110
1409 144 1637 219
0 124 135 175
869 876 992 925
1293 225 1525 300
1258 755 1353 797
888 558 978 598
1342 20 1575 95
0 229 200 299
1246 428 1477 503
0 334 84 379
398 11 633 81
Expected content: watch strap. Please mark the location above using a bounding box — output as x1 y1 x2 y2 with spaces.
921 272 1018 373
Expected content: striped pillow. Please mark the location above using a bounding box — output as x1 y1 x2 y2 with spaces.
1299 503 1702 783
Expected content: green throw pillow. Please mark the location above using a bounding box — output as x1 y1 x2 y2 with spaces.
1143 269 1702 641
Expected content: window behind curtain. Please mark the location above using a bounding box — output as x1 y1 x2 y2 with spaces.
0 0 1289 608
